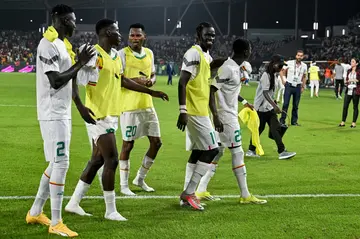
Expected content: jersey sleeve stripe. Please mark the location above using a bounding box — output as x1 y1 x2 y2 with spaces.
39 55 59 65
215 76 230 83
183 57 200 67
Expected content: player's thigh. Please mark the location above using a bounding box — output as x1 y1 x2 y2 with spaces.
144 108 161 138
186 115 218 151
40 120 71 163
97 132 118 159
86 116 119 147
218 121 242 148
120 111 142 141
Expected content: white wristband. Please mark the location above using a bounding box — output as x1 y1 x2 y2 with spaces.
180 109 187 114
241 100 248 105
179 105 187 110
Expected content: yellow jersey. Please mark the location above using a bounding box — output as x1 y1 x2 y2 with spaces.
85 44 123 119
120 46 154 112
309 65 320 80
186 46 211 116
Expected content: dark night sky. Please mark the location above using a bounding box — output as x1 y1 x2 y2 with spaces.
0 0 358 36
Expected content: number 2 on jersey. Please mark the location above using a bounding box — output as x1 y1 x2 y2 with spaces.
234 130 241 143
56 142 65 157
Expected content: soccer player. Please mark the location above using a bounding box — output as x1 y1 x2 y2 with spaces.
308 61 320 98
177 22 225 211
195 39 267 205
64 19 168 219
26 4 95 237
117 23 164 196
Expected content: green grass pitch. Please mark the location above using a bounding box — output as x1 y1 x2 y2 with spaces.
0 73 360 239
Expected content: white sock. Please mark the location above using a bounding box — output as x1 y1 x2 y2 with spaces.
137 155 154 181
197 147 224 193
30 164 53 216
231 147 250 198
67 180 90 206
103 190 117 216
183 162 196 190
119 160 130 189
49 163 68 226
185 161 209 195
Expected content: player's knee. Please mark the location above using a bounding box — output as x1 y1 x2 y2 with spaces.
52 160 70 170
122 141 134 153
150 139 162 151
203 148 219 163
104 157 119 169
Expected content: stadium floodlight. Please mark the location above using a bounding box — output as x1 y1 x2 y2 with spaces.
38 28 41 33
342 29 346 35
42 27 45 33
326 29 330 38
313 22 318 30
301 35 308 39
30 19 33 23
358 25 360 28
176 21 182 29
312 34 315 39
167 18 170 22
243 22 248 30
80 19 83 22
276 21 279 24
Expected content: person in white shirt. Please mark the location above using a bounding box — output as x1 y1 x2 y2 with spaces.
279 50 308 126
195 39 267 205
240 61 252 86
26 4 95 237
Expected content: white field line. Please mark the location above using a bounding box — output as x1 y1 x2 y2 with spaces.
1 194 360 200
0 104 36 107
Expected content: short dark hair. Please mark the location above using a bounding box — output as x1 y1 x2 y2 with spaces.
196 22 213 37
96 18 116 35
297 49 304 54
51 4 74 17
233 38 250 55
129 23 145 31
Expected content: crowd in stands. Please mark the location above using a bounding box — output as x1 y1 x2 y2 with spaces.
0 30 292 67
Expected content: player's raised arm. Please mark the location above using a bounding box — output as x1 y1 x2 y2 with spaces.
121 76 169 101
46 44 95 89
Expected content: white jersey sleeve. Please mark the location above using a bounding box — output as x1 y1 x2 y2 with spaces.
118 48 126 71
181 48 201 80
77 44 99 86
149 49 156 73
212 64 232 90
37 41 60 73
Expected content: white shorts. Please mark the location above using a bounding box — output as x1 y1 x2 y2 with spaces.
39 120 71 163
86 116 119 146
186 115 218 151
216 121 242 148
120 108 160 141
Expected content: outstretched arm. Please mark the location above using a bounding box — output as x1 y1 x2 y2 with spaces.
121 76 168 100
210 58 227 70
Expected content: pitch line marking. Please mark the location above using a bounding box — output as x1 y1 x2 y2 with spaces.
1 194 360 200
0 104 36 108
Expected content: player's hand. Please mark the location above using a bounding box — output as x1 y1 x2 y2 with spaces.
244 103 254 111
301 87 305 93
274 105 282 114
78 43 96 66
151 91 169 101
177 113 188 131
213 115 224 133
145 80 154 87
77 104 96 124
